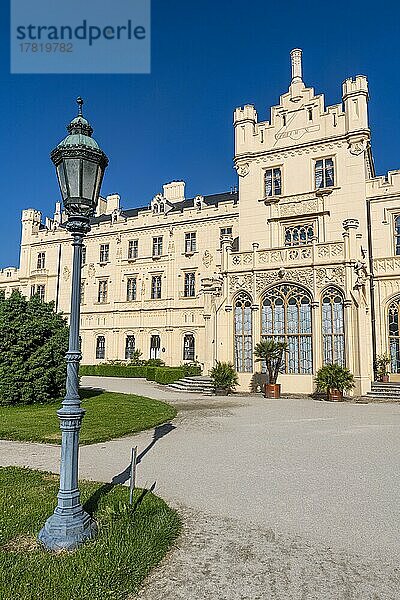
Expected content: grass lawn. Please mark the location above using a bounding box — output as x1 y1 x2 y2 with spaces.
0 466 181 600
0 389 177 445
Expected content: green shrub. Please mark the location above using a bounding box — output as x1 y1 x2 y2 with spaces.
154 367 184 384
210 361 238 393
146 367 156 381
315 363 355 394
79 364 148 378
145 358 165 367
0 291 69 405
181 362 202 376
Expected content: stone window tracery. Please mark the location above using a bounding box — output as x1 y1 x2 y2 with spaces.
388 297 400 373
234 292 253 373
284 223 315 246
321 287 345 366
261 284 312 374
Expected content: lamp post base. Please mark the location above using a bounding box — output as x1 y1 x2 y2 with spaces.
38 506 97 551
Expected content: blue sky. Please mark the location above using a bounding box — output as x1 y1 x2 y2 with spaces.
1 0 400 268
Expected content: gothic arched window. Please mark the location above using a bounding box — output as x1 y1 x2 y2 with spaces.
96 336 105 360
183 334 195 361
234 292 253 372
389 297 400 373
261 284 312 374
321 287 345 366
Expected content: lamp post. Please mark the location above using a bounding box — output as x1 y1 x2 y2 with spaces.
38 98 108 551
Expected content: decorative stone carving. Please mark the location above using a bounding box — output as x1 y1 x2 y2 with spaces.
353 260 368 289
236 163 250 177
63 266 70 281
343 218 359 231
202 250 213 268
87 264 96 278
256 268 314 294
230 274 253 293
279 198 319 217
374 257 400 275
315 266 345 288
348 139 367 156
317 243 344 258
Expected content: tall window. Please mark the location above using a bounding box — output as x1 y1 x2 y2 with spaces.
315 157 334 189
96 336 105 360
389 297 400 373
262 284 312 374
151 275 162 299
185 232 197 253
37 285 45 301
321 287 345 366
285 224 315 246
183 334 195 361
98 280 108 303
234 292 253 373
81 246 86 265
126 277 137 301
37 252 46 269
265 168 282 197
152 236 163 257
100 244 109 263
184 272 195 297
128 239 138 259
150 335 161 359
125 335 135 360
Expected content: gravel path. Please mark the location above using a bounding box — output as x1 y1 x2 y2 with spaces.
2 377 400 599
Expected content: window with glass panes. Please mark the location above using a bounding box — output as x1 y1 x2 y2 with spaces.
285 223 315 246
234 292 253 373
36 285 45 302
98 280 108 303
315 157 334 189
126 277 137 301
321 288 345 366
265 168 282 197
99 244 109 263
128 239 138 259
183 334 195 361
125 335 135 359
185 232 196 253
184 272 195 297
261 284 312 374
96 336 105 360
394 216 400 255
152 236 163 256
151 275 162 299
37 252 45 269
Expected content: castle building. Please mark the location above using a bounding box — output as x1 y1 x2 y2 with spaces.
2 49 400 395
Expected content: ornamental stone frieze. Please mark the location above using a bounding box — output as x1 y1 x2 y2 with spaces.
315 266 345 289
279 198 319 217
255 268 314 295
374 257 400 275
229 273 253 293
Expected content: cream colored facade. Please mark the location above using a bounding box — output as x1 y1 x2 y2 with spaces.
2 49 400 395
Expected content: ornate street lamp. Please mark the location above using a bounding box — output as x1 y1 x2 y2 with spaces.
38 98 108 551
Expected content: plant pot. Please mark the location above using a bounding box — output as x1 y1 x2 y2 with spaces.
214 387 229 396
381 375 389 383
328 388 343 402
264 383 281 399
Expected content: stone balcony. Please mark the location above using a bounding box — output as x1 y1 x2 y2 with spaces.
228 241 345 272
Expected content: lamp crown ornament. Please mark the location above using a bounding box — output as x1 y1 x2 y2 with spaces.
51 97 109 220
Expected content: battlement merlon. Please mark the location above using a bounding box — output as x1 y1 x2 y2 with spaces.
367 170 400 198
233 104 258 126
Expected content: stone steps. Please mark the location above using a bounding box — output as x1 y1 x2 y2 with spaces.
168 376 214 395
366 382 400 401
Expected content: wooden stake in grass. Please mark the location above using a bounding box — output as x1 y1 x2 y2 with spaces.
129 446 138 505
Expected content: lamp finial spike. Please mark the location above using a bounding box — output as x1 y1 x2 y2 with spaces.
76 97 84 116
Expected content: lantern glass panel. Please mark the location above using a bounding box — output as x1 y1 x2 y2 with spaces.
56 163 68 201
93 165 103 203
64 158 81 199
82 160 98 202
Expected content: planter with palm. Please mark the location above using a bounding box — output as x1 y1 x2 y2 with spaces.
315 363 355 401
376 354 391 383
254 339 288 398
210 361 239 395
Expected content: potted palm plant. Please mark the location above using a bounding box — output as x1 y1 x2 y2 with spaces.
210 361 239 395
376 354 391 383
315 363 355 401
254 339 288 398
